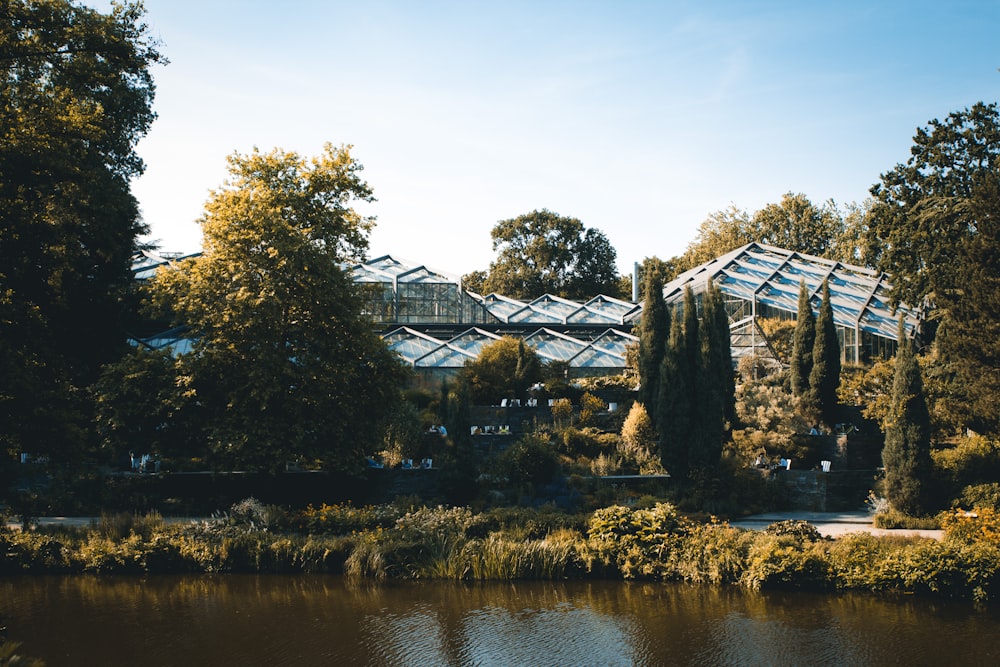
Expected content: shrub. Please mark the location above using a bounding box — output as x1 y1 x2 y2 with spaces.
942 507 1000 546
578 392 606 426
289 502 400 535
958 483 1000 511
561 426 616 459
497 434 560 488
764 520 825 542
741 534 830 591
93 510 165 541
586 503 689 579
667 520 756 585
462 530 586 580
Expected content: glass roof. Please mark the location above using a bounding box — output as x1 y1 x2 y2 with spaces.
661 242 920 341
349 255 457 285
384 327 638 370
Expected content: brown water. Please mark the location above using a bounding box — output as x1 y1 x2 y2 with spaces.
2 575 1000 666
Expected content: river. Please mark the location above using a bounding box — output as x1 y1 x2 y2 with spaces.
2 575 999 666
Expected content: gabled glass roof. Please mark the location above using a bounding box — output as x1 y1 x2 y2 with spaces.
661 242 919 341
384 327 638 370
523 328 588 362
349 255 457 285
131 250 200 281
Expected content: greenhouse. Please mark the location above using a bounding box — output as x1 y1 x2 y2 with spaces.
130 252 640 378
661 242 920 365
129 245 917 376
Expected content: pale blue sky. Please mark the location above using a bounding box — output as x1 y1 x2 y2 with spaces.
112 0 999 276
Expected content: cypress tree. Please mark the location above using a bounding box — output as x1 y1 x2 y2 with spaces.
708 280 736 427
682 286 700 383
882 317 933 515
691 283 724 470
658 315 690 478
808 279 841 427
790 280 815 397
637 269 669 422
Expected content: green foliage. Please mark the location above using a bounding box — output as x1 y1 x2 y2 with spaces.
691 281 730 468
637 269 668 418
658 316 690 477
790 281 815 397
807 280 841 426
289 502 401 534
550 398 573 427
741 534 831 591
561 427 617 459
933 434 1000 490
942 507 1000 546
93 510 165 541
730 373 809 463
495 433 560 488
147 145 407 471
577 392 606 426
619 402 664 474
764 520 825 542
474 209 621 300
757 318 797 366
461 531 585 580
676 195 861 274
586 502 690 579
958 483 1000 511
461 336 543 405
867 103 1000 435
0 0 163 461
94 349 193 461
882 318 933 516
871 510 940 530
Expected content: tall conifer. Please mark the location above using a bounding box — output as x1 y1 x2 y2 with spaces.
809 279 841 426
882 317 933 515
637 270 669 423
790 280 815 397
658 316 690 478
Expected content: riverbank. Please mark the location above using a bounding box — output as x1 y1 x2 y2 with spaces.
8 510 945 539
2 503 996 602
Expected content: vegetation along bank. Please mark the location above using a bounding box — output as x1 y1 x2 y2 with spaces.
3 500 1000 604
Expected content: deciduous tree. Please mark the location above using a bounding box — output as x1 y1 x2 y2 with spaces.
148 145 406 471
460 336 543 405
0 0 163 459
475 209 621 299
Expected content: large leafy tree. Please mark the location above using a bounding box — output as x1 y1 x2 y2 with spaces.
752 193 844 258
934 170 1000 434
0 0 163 459
867 102 1000 309
470 209 621 300
868 103 1000 434
460 336 543 405
882 318 933 515
676 194 853 274
148 145 406 471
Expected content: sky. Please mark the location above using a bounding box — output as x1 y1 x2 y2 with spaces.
102 0 999 277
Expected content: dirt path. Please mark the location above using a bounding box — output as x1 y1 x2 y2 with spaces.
729 511 944 539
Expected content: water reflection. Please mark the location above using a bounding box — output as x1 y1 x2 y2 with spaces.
2 576 1000 666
